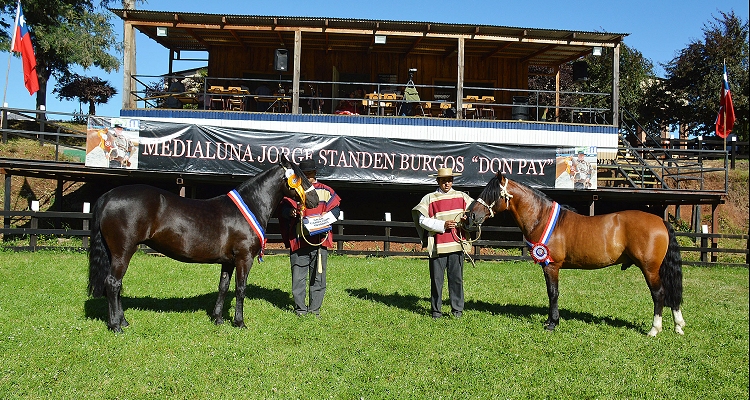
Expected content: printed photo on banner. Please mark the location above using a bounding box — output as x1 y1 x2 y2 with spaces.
85 117 141 169
554 147 597 189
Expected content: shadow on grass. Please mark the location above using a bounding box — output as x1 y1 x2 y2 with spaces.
84 283 293 324
345 287 642 332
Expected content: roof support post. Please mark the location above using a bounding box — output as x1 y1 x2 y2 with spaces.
122 20 136 109
612 43 620 126
555 66 560 122
292 30 302 114
456 36 465 119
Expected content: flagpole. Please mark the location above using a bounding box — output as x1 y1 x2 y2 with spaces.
723 59 727 153
1 1 22 132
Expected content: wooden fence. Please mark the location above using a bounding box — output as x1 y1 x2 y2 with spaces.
2 210 747 267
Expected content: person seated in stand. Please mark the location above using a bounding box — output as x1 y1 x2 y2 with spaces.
335 89 363 115
254 84 272 111
164 77 186 109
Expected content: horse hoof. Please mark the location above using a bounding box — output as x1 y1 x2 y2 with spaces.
647 327 661 337
121 319 129 328
544 322 556 331
233 321 247 329
214 318 224 325
675 325 684 335
109 326 123 334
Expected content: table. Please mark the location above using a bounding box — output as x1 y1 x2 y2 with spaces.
143 92 199 108
422 101 454 117
363 93 403 116
207 87 251 111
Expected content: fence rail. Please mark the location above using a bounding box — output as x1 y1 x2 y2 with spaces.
2 210 747 267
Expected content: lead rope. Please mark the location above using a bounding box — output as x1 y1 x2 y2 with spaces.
451 212 481 267
298 214 329 273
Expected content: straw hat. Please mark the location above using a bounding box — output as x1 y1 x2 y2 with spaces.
429 167 462 178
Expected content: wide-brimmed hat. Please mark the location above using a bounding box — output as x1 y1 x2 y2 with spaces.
429 167 461 178
298 159 317 172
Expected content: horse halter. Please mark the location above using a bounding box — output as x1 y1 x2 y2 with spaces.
284 167 316 211
476 176 513 219
476 197 495 219
498 176 514 205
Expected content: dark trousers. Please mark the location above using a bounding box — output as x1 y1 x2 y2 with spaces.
290 246 327 315
429 251 464 317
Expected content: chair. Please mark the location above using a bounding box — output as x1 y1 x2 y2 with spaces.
226 97 244 111
479 96 495 119
226 87 245 111
462 96 479 119
363 93 380 115
439 101 453 118
382 93 398 116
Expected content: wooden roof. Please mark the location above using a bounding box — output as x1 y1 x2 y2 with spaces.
110 9 627 67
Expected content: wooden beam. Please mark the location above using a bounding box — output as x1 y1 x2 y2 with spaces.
183 28 210 47
293 30 301 115
520 44 557 63
482 41 513 61
229 30 249 51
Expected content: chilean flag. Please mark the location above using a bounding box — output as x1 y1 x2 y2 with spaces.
10 1 39 95
715 63 735 139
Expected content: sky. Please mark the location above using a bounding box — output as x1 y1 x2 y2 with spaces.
2 0 748 118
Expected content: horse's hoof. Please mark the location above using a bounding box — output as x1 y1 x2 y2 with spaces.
121 319 129 328
647 327 661 337
675 325 684 335
214 318 224 325
544 322 556 331
109 326 123 334
233 321 247 329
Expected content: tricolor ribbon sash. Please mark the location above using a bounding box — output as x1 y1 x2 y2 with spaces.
524 201 561 266
228 189 266 261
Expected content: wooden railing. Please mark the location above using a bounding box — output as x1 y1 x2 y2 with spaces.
2 210 747 267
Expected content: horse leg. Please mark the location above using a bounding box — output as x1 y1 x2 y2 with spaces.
672 308 686 335
105 247 136 332
233 258 252 328
542 265 561 331
104 275 124 333
643 269 665 337
212 263 234 325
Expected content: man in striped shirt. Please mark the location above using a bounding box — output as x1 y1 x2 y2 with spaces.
412 168 473 319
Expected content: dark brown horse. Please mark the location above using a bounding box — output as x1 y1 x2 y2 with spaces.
88 156 319 332
465 173 685 336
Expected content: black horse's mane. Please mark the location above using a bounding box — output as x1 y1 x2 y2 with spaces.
234 157 306 193
480 173 577 213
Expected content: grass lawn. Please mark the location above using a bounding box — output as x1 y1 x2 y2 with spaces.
0 251 747 399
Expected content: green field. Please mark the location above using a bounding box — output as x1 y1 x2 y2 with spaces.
0 251 747 399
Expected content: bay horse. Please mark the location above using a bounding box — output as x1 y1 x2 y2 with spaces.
465 173 685 336
87 156 319 332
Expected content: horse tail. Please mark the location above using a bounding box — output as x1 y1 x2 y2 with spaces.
88 197 111 298
659 220 683 309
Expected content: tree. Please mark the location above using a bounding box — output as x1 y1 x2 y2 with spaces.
0 1 121 111
54 74 116 115
661 11 749 140
528 42 657 126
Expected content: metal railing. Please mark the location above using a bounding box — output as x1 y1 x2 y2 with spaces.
599 109 732 191
130 74 612 124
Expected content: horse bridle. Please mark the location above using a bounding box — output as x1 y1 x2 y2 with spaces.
475 175 514 220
